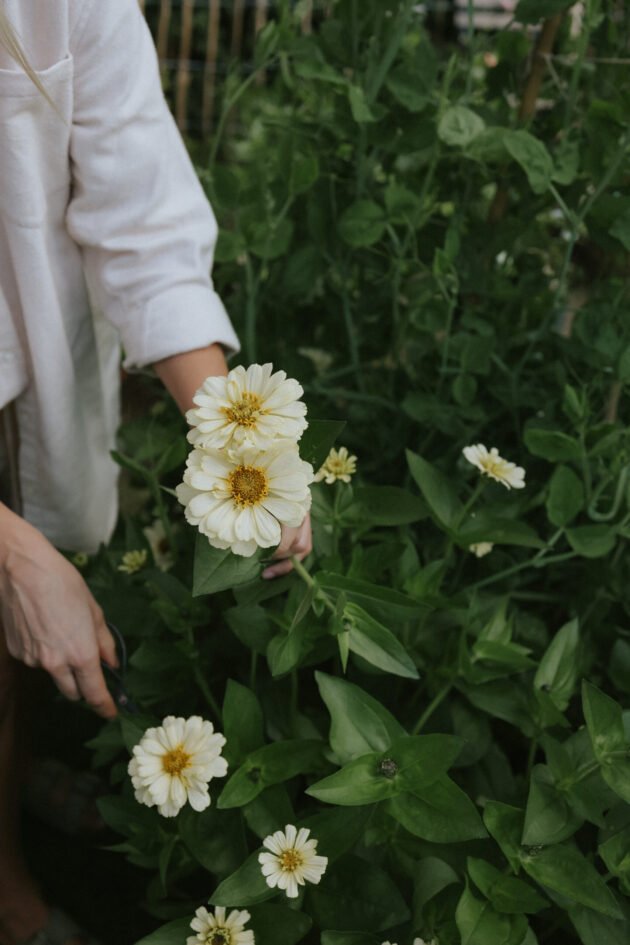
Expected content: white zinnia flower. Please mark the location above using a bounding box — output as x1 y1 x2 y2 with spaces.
176 443 313 558
258 824 328 899
314 446 357 484
469 541 494 558
143 519 174 571
186 906 254 945
462 444 525 490
128 716 228 818
413 939 438 945
186 363 308 450
118 550 148 574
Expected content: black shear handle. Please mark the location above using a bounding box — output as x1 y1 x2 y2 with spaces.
100 622 139 714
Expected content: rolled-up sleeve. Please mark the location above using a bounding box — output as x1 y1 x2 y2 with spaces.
66 0 239 369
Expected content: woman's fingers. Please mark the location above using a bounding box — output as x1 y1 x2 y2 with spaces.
94 611 118 668
262 514 313 579
73 658 118 719
51 668 81 703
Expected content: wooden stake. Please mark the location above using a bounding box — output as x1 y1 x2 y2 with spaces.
255 0 268 86
301 0 313 34
176 0 195 133
156 0 172 64
202 0 221 136
231 0 245 59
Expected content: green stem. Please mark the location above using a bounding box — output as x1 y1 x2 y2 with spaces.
192 664 221 720
468 529 565 591
412 682 452 735
290 556 337 615
244 256 258 363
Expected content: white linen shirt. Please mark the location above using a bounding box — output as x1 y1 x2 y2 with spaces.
0 0 240 550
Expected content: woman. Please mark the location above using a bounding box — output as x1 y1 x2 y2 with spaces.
0 2 311 943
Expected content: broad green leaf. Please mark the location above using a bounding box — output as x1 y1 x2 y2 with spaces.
523 428 581 462
299 806 371 864
386 65 431 112
225 604 274 654
289 154 319 196
570 906 630 945
458 515 543 549
218 739 324 809
247 904 312 945
515 0 575 23
610 208 630 252
315 671 406 763
178 805 246 878
546 466 584 527
599 823 630 884
534 619 579 711
388 776 487 842
338 200 386 247
344 601 419 679
438 106 485 148
210 850 274 907
348 85 377 123
193 534 261 597
300 419 346 470
133 919 192 945
413 857 460 919
354 485 427 525
308 855 410 932
582 681 630 804
243 784 294 840
504 130 554 195
406 449 463 529
316 572 423 616
566 526 616 559
307 734 462 805
456 883 528 945
483 802 524 873
223 680 265 762
522 765 582 845
467 858 548 914
520 843 622 918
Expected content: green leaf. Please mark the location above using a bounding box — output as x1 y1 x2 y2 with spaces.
456 883 528 945
483 802 524 873
218 739 325 809
570 906 630 945
307 734 461 805
388 776 487 842
247 904 312 945
438 106 486 148
193 534 262 596
289 154 319 196
348 85 377 123
515 0 574 24
458 515 543 549
223 680 265 762
315 572 423 617
300 419 346 470
413 857 460 919
610 208 630 251
467 858 548 914
406 449 463 529
338 200 386 247
534 619 580 711
309 854 410 932
354 485 427 525
523 428 581 461
546 466 585 527
178 805 246 878
344 601 419 679
583 681 630 804
210 850 274 907
566 525 616 559
300 806 371 864
520 843 622 918
522 764 583 845
504 129 554 194
133 918 192 945
386 65 431 112
243 785 294 840
315 671 406 763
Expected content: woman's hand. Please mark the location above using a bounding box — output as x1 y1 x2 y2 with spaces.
262 513 313 579
0 505 118 719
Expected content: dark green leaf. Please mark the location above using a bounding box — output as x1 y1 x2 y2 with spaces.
133 918 192 945
388 776 487 842
300 420 346 470
308 855 410 932
193 534 262 597
223 680 265 762
218 740 325 808
406 449 463 529
534 619 580 711
566 526 616 559
456 883 528 945
467 857 548 914
504 130 554 194
546 466 584 527
355 485 427 525
210 850 274 907
338 200 386 247
344 601 419 679
438 106 485 148
523 428 581 461
520 843 622 918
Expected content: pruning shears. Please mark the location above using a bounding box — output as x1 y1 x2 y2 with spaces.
101 621 140 714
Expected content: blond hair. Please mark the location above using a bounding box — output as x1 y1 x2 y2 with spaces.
0 8 57 109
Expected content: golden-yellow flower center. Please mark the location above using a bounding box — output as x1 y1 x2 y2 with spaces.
229 465 269 507
225 392 263 428
480 457 507 479
207 930 231 945
279 848 304 872
161 745 192 776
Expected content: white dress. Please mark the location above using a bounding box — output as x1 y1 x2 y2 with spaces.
0 0 239 551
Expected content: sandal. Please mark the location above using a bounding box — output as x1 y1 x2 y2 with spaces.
21 908 102 945
23 759 106 836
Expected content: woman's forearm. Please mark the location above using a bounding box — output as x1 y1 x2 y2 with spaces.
153 343 229 414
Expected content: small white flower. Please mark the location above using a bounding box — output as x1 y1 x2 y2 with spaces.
413 939 438 945
128 716 228 818
462 444 525 490
186 906 254 945
469 541 494 558
118 549 148 574
186 363 308 450
143 519 174 571
314 446 357 485
176 442 313 557
258 824 328 899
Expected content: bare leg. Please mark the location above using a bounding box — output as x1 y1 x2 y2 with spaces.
0 630 49 945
